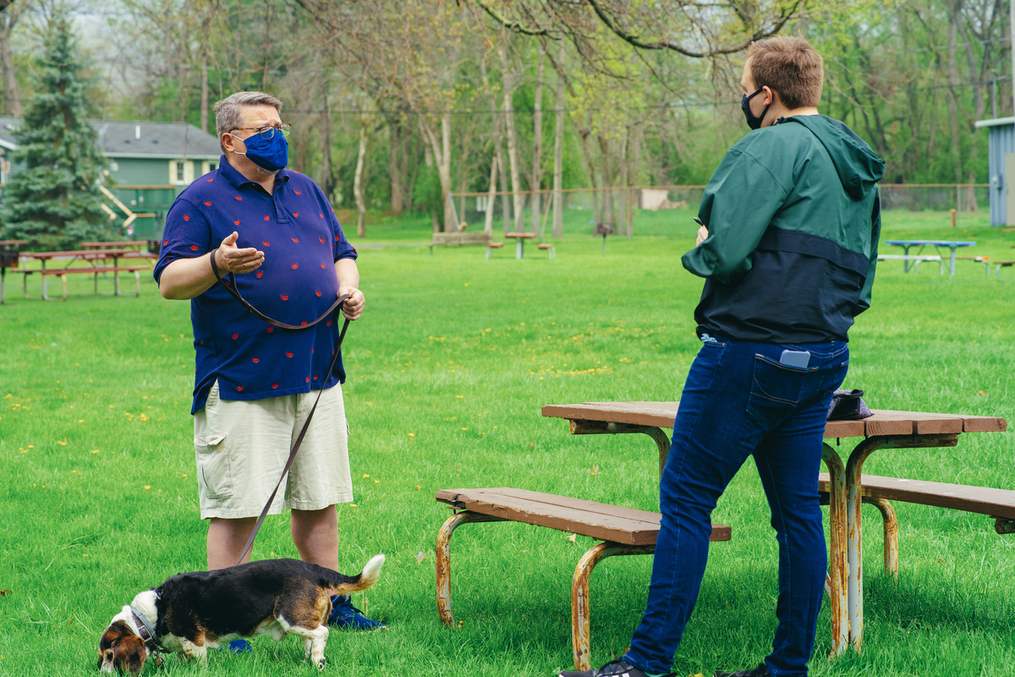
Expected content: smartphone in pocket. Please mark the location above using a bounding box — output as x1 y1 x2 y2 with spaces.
779 350 811 368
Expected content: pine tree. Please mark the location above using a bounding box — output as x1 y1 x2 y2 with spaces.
0 11 113 250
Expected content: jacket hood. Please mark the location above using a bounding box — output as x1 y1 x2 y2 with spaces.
788 115 884 200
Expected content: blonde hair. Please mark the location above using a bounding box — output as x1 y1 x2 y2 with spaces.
746 37 823 109
212 91 283 153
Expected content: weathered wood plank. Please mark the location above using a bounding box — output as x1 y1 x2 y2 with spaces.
818 473 1015 520
435 487 731 545
543 403 1006 440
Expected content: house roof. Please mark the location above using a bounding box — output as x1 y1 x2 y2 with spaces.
0 117 222 159
974 117 1015 129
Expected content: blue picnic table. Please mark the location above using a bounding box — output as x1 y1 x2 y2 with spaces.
884 240 976 276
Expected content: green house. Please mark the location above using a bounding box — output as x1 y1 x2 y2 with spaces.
0 117 221 240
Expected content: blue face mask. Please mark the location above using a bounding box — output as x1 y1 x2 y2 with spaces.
232 130 289 172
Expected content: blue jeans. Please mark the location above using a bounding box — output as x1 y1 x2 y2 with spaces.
624 336 848 677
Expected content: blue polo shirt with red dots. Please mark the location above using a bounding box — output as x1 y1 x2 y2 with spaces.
154 156 358 414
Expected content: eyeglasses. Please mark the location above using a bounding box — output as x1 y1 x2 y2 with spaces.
232 123 292 139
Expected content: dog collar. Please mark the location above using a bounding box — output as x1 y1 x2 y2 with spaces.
130 605 160 651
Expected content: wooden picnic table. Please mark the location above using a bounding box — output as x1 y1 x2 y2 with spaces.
503 232 536 259
542 401 1007 655
18 249 153 299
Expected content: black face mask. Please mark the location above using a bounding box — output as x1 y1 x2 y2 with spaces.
741 88 771 130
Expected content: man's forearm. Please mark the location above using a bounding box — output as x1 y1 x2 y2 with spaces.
335 257 360 292
159 251 220 300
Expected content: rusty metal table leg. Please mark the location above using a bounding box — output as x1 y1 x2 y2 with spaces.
843 434 957 651
571 542 655 671
821 443 849 656
869 498 898 576
435 511 505 627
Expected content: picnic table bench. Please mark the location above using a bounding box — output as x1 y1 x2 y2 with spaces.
435 488 731 670
536 402 1005 661
876 253 942 274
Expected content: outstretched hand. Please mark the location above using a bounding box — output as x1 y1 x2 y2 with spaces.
215 231 264 275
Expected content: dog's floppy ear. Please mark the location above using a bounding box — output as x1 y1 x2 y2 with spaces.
98 621 147 675
113 634 148 675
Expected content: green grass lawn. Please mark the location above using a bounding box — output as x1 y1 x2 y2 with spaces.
1 209 1013 676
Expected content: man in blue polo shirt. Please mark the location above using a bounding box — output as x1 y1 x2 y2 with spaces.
154 91 382 632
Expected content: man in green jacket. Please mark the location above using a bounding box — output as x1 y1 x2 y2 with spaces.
560 37 884 677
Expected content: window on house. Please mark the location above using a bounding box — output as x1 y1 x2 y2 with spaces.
176 161 185 182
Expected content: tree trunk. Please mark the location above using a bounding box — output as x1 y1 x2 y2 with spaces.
552 41 565 238
457 116 477 225
484 155 498 234
420 114 455 232
320 84 335 200
424 141 439 233
0 10 21 116
946 1 963 184
530 43 544 235
498 36 524 233
389 122 404 214
200 11 210 133
354 122 368 238
598 134 615 228
578 126 599 227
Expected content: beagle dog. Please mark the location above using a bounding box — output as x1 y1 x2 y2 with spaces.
98 555 384 674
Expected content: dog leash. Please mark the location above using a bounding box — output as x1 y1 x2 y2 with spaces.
208 248 351 566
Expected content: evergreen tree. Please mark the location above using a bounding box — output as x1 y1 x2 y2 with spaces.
0 11 112 250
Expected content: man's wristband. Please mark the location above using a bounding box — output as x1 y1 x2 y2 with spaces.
208 247 221 280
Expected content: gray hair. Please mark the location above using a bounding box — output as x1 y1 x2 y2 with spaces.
213 91 283 153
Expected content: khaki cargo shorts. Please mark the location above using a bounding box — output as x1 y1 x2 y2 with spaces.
193 380 353 520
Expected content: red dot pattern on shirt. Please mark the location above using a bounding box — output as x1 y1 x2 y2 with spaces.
272 383 279 389
235 196 243 201
292 264 298 270
295 190 301 195
252 358 259 363
280 295 288 301
232 333 239 339
190 245 199 251
286 352 293 358
315 290 322 297
319 238 326 244
234 220 240 225
262 241 270 246
204 201 212 206
237 386 244 392
264 215 270 221
293 212 299 217
291 237 299 243
256 271 263 278
183 215 190 221
320 263 326 269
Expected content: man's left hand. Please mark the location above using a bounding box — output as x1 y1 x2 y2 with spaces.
339 288 365 320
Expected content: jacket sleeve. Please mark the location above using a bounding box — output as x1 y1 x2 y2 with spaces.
855 188 880 314
681 145 791 283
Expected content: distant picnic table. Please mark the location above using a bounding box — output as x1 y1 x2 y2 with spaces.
883 239 976 275
17 248 154 300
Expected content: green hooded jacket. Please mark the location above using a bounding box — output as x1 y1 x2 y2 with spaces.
682 114 885 343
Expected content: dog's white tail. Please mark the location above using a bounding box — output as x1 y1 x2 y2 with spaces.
358 554 385 589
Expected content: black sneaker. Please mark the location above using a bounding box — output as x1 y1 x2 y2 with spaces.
559 658 665 677
713 663 769 677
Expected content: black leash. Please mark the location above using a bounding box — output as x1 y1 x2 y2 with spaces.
208 248 351 566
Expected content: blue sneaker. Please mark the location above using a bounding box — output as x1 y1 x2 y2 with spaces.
328 595 385 630
221 639 252 653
